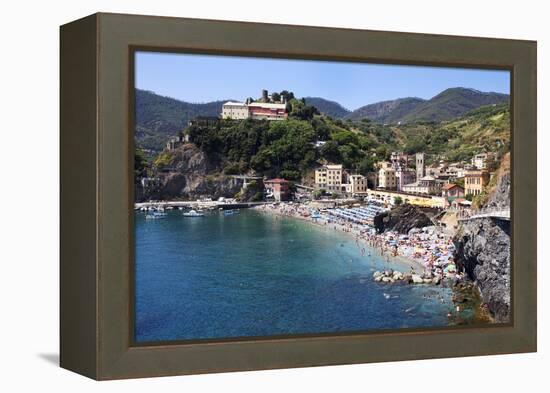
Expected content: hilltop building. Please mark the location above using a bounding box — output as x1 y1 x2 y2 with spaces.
221 90 288 121
220 102 249 120
464 169 490 196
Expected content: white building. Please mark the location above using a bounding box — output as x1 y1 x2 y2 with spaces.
345 174 368 195
221 102 249 119
402 175 441 195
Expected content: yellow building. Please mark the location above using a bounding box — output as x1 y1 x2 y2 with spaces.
378 166 397 190
315 164 344 192
464 170 490 196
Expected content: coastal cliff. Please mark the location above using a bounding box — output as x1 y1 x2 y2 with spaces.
453 154 511 322
139 143 243 201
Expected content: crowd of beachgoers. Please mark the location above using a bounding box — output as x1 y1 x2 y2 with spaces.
255 202 464 285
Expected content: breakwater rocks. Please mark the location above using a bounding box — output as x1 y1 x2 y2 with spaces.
374 204 433 234
373 269 451 285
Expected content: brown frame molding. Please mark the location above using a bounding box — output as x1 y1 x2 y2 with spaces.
60 12 537 380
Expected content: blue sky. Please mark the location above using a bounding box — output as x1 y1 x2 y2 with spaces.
135 51 510 110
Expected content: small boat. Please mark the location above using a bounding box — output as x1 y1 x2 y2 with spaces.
224 209 240 216
145 211 167 219
183 209 204 217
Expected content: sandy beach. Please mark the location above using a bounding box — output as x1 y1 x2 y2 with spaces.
254 202 462 282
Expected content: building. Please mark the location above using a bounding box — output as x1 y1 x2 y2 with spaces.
315 164 345 192
471 153 494 170
441 183 465 198
221 102 249 119
264 178 290 201
345 174 368 195
166 134 185 150
221 90 288 121
248 102 288 121
415 153 426 180
378 166 397 190
402 175 441 195
395 167 416 191
366 189 446 208
464 169 490 196
390 151 409 168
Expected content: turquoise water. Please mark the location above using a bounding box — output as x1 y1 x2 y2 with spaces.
135 209 453 342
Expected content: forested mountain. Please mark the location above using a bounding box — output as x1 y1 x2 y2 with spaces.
303 97 351 118
135 87 509 151
345 97 425 123
135 89 226 151
398 88 509 123
346 88 508 123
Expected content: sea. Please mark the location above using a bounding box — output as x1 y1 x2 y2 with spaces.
135 209 454 343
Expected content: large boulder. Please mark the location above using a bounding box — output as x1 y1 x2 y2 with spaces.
373 204 433 234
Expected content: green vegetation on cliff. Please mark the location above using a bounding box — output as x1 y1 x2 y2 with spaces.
142 88 510 185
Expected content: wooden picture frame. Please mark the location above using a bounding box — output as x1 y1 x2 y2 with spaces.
60 12 537 380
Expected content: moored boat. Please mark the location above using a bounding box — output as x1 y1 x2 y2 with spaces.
183 209 205 217
145 211 167 219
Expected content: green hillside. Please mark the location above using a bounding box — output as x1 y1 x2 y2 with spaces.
150 97 509 183
400 88 509 123
346 88 508 124
135 89 226 151
346 97 425 123
304 97 351 118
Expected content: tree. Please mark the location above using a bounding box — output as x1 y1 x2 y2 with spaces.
393 196 403 205
279 90 295 102
375 145 389 160
271 92 281 102
134 148 148 182
313 189 325 200
319 140 341 163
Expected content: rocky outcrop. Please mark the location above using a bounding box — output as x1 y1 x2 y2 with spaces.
374 204 433 234
453 155 511 323
139 144 243 201
453 218 510 322
485 171 511 210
